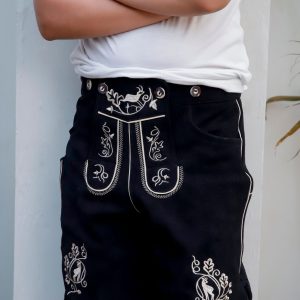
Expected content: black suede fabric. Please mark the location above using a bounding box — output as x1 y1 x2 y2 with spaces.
59 76 254 300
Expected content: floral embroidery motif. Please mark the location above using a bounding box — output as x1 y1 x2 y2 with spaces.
152 167 170 186
84 82 184 200
146 126 167 161
83 119 123 196
98 82 161 115
98 122 114 158
191 256 233 300
92 164 109 183
64 243 87 295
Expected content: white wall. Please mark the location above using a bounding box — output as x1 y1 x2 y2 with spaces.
0 1 16 300
10 1 270 299
259 0 300 299
14 1 79 299
239 1 271 299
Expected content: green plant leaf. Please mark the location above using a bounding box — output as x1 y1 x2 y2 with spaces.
266 96 300 104
275 120 300 147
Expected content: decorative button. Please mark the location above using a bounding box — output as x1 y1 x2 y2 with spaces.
86 79 92 90
190 85 202 97
155 87 166 99
98 82 108 94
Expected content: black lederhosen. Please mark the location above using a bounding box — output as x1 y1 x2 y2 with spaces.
59 76 254 300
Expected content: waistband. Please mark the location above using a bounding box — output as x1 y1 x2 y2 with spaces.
80 76 241 104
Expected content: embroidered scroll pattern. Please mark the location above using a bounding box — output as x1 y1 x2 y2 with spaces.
152 168 170 186
146 125 167 162
191 256 233 300
135 121 184 199
98 82 161 115
83 82 184 199
83 120 123 196
92 164 109 183
98 122 114 158
64 243 88 295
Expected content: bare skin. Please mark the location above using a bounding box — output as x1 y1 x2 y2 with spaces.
114 0 231 16
33 0 230 41
33 0 172 40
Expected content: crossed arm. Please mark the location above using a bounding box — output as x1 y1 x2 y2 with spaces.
113 0 230 16
33 0 230 41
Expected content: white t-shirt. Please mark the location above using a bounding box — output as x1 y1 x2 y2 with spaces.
69 0 251 93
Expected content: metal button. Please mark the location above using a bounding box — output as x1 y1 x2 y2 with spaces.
86 79 92 90
98 82 108 94
190 85 202 97
154 86 166 99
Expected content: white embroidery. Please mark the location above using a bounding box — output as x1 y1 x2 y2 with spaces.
98 111 165 123
64 243 87 295
152 168 170 186
92 164 109 183
192 256 233 300
83 82 184 200
98 122 114 158
146 126 167 161
83 120 123 196
234 99 254 274
99 83 161 115
135 121 184 198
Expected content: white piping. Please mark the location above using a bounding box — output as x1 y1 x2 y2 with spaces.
135 121 184 197
83 120 122 195
98 111 165 123
235 98 254 274
239 173 253 271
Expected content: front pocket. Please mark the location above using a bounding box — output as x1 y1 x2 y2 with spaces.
83 115 123 196
187 98 242 146
134 118 184 198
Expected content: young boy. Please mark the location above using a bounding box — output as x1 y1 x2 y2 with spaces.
34 1 254 299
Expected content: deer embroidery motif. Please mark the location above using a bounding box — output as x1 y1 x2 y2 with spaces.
98 82 160 115
191 256 232 300
64 243 87 295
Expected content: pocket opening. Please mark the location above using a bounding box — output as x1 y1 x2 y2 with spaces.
187 98 243 146
83 116 123 196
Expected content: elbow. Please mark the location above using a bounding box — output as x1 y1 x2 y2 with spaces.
33 0 58 41
195 0 231 14
37 20 56 41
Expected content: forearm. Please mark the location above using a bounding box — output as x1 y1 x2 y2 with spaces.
113 0 231 16
33 0 171 41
